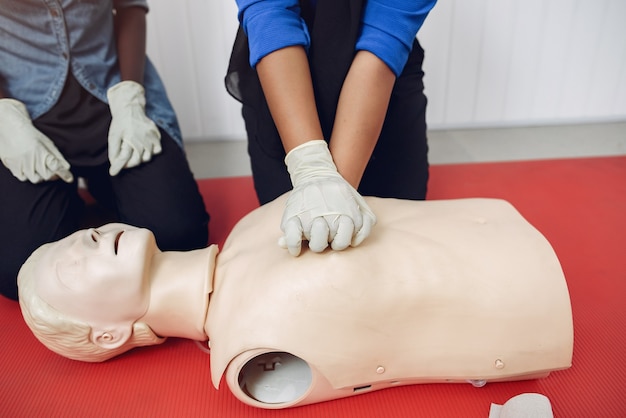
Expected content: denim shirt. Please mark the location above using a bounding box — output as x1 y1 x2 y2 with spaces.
0 0 182 146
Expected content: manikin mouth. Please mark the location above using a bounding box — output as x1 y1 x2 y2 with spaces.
114 231 124 254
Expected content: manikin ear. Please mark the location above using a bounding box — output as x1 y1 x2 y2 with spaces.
91 323 134 350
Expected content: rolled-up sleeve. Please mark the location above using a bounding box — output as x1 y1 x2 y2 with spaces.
356 0 436 77
236 0 310 68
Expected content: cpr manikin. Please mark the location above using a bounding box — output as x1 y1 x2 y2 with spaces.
17 195 573 409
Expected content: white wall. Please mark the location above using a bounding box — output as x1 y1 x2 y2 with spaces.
146 0 626 141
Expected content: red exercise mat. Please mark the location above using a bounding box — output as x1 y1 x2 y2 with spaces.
1 156 625 417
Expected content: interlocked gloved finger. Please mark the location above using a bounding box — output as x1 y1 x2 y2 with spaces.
281 140 377 256
352 210 375 247
279 218 305 256
330 215 355 251
307 217 331 253
349 193 376 247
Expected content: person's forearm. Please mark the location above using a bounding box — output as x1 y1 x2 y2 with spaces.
329 51 396 188
256 46 324 153
113 6 147 83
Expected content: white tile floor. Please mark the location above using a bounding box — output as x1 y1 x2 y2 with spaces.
184 121 626 179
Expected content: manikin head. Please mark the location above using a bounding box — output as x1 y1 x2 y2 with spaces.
17 224 165 362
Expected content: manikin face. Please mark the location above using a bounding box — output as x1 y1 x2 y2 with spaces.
32 223 159 330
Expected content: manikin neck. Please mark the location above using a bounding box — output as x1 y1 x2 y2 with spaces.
138 245 218 341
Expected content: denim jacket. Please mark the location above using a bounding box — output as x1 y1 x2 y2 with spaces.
0 0 182 146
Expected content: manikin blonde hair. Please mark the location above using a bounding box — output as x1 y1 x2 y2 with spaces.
17 245 165 362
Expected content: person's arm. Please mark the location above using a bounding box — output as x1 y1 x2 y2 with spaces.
328 51 396 188
257 47 377 256
255 45 323 153
238 0 316 153
257 48 395 190
112 5 147 83
107 4 161 176
331 0 436 187
248 4 380 255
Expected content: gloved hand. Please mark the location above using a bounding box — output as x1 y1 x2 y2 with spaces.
107 80 162 176
279 140 376 256
0 98 73 183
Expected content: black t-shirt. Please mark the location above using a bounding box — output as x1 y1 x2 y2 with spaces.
33 72 110 167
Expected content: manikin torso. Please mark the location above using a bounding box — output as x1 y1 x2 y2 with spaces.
204 195 572 409
21 195 573 410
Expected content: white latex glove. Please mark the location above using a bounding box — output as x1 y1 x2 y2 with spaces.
0 98 73 183
107 80 162 176
279 140 376 256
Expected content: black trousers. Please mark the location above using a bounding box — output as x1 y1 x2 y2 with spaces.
226 0 429 205
0 133 209 302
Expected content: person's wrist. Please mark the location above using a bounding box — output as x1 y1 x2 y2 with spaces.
285 140 342 185
108 80 143 93
0 98 30 119
107 80 146 114
0 99 34 142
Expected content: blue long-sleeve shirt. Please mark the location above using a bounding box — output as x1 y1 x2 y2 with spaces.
236 0 437 77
